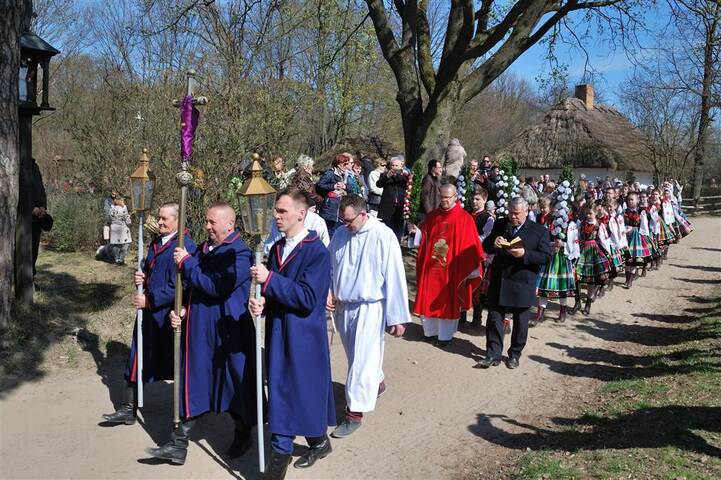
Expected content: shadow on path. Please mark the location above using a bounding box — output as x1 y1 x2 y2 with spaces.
1 270 122 398
469 407 721 458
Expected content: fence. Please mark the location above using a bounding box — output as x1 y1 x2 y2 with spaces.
685 195 721 216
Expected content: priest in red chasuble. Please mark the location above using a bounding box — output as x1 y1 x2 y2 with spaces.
409 183 485 347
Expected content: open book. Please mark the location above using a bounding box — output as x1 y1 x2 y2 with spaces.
499 236 524 249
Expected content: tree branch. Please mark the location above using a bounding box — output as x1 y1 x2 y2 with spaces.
416 0 436 95
435 0 474 94
365 0 401 67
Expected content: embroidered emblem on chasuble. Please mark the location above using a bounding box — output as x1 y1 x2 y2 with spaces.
430 222 450 268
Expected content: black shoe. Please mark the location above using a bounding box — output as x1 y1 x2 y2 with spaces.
145 420 194 465
263 450 292 480
293 436 332 469
225 427 252 459
435 339 451 348
473 357 501 369
506 357 520 369
101 403 136 425
582 300 592 316
569 301 581 315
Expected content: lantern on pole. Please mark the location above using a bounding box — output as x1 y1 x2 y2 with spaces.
236 152 276 473
129 148 155 408
130 149 156 212
237 154 277 237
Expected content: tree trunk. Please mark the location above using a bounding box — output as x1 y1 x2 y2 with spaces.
0 0 26 329
399 85 460 168
691 13 717 205
416 95 458 168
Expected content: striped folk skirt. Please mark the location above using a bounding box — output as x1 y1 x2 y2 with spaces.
537 251 576 298
674 212 693 238
608 245 625 275
657 219 676 246
625 228 652 266
647 234 662 259
576 241 612 285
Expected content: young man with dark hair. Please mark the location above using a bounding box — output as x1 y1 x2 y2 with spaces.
250 188 336 478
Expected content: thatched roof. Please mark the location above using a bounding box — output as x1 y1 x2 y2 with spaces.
496 97 653 172
315 136 401 171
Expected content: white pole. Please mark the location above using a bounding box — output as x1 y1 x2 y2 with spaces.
254 248 265 473
136 212 144 408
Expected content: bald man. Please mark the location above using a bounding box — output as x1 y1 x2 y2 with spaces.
145 203 259 465
409 184 484 347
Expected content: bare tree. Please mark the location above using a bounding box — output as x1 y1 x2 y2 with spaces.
665 0 721 202
620 67 698 183
363 0 641 166
0 0 32 329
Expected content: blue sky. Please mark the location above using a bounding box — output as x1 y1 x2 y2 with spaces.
507 2 669 106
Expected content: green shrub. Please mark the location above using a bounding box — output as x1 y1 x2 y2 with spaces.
45 193 104 252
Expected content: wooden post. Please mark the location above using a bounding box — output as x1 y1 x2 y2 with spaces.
14 111 33 304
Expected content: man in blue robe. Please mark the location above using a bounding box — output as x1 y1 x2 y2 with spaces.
250 189 335 480
102 203 196 426
145 203 258 465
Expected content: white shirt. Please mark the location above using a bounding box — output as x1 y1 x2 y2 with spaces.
161 231 176 246
263 210 329 255
328 216 410 326
281 228 308 262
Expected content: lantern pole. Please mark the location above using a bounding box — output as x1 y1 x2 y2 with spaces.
253 214 265 474
133 149 151 409
136 209 144 407
238 154 277 473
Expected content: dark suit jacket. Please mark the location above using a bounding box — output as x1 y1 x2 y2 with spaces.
482 217 552 308
376 171 409 221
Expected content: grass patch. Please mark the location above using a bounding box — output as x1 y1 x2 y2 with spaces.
514 452 581 479
511 294 721 480
1 250 136 397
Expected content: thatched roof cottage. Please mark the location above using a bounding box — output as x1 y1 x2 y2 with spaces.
496 85 654 184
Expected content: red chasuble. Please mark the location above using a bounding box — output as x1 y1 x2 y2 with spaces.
413 202 485 319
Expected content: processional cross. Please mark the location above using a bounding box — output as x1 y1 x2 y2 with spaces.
171 70 207 429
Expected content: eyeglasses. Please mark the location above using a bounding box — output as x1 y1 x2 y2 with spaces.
340 212 362 225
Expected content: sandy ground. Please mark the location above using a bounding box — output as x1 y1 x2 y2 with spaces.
1 217 719 480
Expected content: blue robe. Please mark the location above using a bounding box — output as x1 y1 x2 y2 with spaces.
124 232 197 383
177 230 257 423
262 231 336 437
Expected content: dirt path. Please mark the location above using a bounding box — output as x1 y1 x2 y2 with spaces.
1 217 719 480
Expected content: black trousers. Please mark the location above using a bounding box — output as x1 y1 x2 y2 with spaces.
32 221 42 276
485 306 531 360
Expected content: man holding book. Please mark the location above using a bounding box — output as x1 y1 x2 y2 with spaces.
476 196 552 369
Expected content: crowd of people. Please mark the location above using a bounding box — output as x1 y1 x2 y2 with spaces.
99 146 693 480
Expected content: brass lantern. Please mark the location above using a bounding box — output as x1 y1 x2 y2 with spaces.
237 154 276 237
130 148 156 212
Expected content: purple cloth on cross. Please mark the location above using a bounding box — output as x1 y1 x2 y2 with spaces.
180 95 200 161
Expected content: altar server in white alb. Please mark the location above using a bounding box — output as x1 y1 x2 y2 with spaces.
326 194 410 439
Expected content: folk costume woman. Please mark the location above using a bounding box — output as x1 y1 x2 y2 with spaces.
623 192 652 288
639 193 662 275
575 207 613 315
604 200 628 289
651 189 676 258
535 191 578 324
666 187 693 238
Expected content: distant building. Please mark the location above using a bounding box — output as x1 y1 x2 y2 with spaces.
496 84 654 184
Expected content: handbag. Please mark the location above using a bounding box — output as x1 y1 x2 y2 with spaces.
39 213 54 232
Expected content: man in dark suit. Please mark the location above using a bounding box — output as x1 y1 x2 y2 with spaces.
376 156 409 241
475 197 552 369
